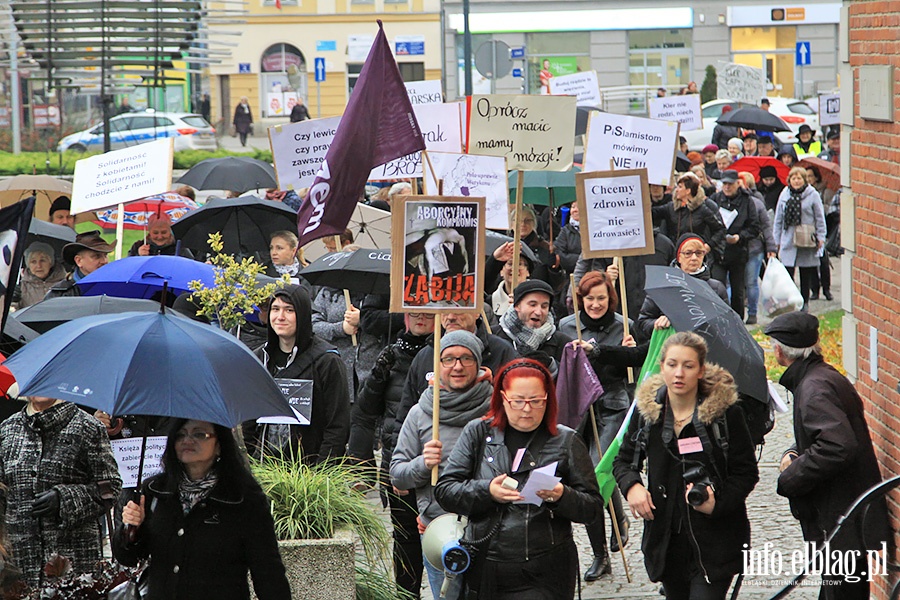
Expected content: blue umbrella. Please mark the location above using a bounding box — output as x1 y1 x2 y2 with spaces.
76 255 215 299
3 310 294 427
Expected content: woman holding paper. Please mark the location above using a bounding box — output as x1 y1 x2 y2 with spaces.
434 359 602 599
113 419 290 600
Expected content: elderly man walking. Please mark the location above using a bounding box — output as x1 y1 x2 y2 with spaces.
766 312 889 599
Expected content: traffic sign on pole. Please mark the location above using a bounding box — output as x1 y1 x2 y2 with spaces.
795 42 811 66
510 47 526 59
314 57 326 82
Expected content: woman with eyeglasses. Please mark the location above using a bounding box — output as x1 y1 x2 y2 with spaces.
113 419 290 600
434 359 602 599
613 333 758 599
636 233 730 341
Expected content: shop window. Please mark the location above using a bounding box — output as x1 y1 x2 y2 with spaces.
398 63 425 82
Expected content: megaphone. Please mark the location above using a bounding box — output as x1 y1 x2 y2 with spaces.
422 513 471 576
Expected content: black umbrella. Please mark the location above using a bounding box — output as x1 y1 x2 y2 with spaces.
26 219 76 262
299 248 391 295
175 156 278 193
675 151 691 173
171 195 297 260
717 107 791 132
10 295 162 334
484 230 539 265
644 266 767 403
1 316 39 354
575 105 604 137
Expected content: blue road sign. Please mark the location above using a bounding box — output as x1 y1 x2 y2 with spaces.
314 57 326 83
512 68 523 78
510 47 526 59
238 63 251 74
795 42 811 66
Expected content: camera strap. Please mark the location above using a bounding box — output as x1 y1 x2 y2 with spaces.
690 410 726 481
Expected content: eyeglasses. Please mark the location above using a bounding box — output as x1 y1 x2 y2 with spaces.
679 250 706 258
502 395 548 410
175 431 216 442
407 313 435 319
440 355 477 367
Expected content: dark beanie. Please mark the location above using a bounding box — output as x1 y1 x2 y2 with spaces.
513 279 554 306
49 195 71 217
759 165 778 179
675 233 706 256
764 312 819 348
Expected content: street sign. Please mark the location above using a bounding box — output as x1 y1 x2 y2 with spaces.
795 42 811 66
238 63 251 73
314 57 326 82
512 68 523 78
474 41 512 80
510 47 526 59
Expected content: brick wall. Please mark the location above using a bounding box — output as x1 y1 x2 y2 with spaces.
846 2 900 598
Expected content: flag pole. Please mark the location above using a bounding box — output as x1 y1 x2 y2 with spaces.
431 316 441 486
613 256 634 384
334 234 357 347
511 170 524 291
572 273 631 582
115 202 125 260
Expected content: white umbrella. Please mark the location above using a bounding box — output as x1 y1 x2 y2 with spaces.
302 203 391 262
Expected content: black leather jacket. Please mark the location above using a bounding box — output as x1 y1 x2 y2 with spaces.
434 419 602 563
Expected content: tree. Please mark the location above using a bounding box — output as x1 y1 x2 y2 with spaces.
700 65 717 104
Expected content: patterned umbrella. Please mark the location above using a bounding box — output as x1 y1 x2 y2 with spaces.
93 192 200 230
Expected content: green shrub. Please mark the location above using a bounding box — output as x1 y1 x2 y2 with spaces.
700 65 717 104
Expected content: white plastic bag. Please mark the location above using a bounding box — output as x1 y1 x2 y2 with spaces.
760 257 804 317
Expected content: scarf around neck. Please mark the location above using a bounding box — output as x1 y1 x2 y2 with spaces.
396 330 429 357
274 259 301 276
784 184 806 229
418 368 493 427
500 307 556 355
578 306 615 333
179 468 219 514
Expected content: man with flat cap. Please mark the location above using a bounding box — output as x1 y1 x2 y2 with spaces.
45 231 115 299
767 312 888 599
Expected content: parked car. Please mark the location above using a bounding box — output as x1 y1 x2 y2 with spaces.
57 111 217 152
682 98 820 151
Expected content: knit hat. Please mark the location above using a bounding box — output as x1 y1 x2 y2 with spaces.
440 330 483 367
512 279 554 306
702 144 719 155
49 196 70 218
759 165 778 179
676 233 706 257
765 312 819 348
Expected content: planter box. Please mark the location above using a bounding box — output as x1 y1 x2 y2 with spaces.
252 529 356 599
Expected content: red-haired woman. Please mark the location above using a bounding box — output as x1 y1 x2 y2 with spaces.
434 359 602 599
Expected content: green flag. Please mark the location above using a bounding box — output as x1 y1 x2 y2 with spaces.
594 327 676 505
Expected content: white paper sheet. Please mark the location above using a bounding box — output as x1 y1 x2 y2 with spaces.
515 461 561 506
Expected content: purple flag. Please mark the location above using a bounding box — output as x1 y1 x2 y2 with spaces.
556 343 604 430
297 21 426 247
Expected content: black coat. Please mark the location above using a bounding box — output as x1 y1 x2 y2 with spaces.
709 187 760 263
289 103 310 123
776 355 890 549
613 368 759 583
711 124 739 149
127 239 194 259
113 474 290 600
434 419 602 564
232 103 253 134
653 195 726 263
553 222 581 274
635 265 729 341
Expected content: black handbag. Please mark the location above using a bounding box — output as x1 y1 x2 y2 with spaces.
825 225 843 256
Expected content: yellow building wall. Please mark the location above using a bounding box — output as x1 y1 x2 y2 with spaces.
308 75 352 118
229 74 261 120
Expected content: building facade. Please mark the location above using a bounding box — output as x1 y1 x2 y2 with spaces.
205 0 441 127
442 0 840 106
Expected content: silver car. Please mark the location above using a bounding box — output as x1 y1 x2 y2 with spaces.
57 111 217 152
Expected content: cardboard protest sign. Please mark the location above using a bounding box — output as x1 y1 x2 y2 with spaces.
369 103 462 181
391 196 486 313
71 138 173 214
466 94 576 171
256 379 313 425
422 152 509 230
269 116 341 191
584 112 679 186
110 436 167 489
405 80 443 106
576 169 654 259
819 93 840 126
548 71 602 107
649 94 702 131
717 61 766 106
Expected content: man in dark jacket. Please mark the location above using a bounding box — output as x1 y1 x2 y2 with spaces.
394 312 515 451
496 280 572 375
247 285 350 464
45 231 115 299
553 202 582 275
709 170 760 320
711 105 739 149
767 313 889 600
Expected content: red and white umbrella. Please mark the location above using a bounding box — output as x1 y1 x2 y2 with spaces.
93 192 200 230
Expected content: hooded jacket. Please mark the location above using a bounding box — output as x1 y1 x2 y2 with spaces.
613 367 759 583
249 285 350 464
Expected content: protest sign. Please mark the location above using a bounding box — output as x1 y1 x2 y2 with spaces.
71 138 173 214
391 196 485 313
256 379 314 426
818 93 840 126
717 61 766 106
649 94 702 131
466 94 576 171
584 112 679 186
576 169 654 258
548 71 602 107
369 103 462 181
405 80 443 106
110 436 167 489
269 116 341 190
422 152 509 230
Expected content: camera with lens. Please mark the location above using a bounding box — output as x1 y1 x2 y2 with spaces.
683 465 714 507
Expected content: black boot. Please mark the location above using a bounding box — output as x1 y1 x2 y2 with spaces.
584 553 612 581
610 518 629 552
